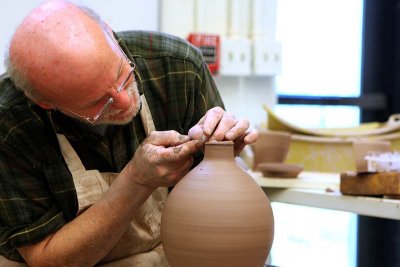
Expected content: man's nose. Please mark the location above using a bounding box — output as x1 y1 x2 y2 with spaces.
111 89 131 110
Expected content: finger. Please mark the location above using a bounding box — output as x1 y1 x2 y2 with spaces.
209 113 239 141
234 138 247 157
158 139 201 162
231 130 246 156
188 124 204 141
233 130 258 156
188 113 206 140
202 107 224 136
224 119 250 140
243 130 259 144
147 130 190 147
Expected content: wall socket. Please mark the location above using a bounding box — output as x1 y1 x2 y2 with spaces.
252 40 282 76
219 38 252 76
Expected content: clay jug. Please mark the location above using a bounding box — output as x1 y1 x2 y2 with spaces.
161 141 274 267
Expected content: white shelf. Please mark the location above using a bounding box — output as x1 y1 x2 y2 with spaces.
252 171 400 220
251 171 340 190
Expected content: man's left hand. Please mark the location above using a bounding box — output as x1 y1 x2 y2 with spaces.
188 107 258 156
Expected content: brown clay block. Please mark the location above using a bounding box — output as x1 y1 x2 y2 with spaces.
340 171 400 196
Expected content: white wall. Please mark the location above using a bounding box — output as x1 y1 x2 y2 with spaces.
0 1 42 75
214 76 275 129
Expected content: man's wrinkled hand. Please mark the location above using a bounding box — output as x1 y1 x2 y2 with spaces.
129 130 201 189
188 107 258 156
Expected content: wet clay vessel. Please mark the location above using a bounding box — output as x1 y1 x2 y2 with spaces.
258 162 303 178
161 141 274 267
252 130 292 170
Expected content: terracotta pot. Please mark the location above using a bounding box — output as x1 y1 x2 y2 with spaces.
352 140 391 172
161 141 274 267
257 162 303 178
252 130 292 170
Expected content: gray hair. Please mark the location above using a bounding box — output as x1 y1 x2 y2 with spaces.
4 0 106 102
4 48 42 101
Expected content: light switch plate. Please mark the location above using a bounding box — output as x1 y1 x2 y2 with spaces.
252 40 282 76
219 38 252 76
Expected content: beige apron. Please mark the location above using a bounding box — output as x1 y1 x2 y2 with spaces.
0 95 169 266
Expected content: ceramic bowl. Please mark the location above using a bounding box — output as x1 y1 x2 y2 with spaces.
257 162 303 178
252 130 292 170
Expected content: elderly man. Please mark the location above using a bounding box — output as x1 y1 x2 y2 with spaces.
0 0 257 266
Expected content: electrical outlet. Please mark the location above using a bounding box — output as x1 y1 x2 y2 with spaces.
252 40 282 76
219 38 251 76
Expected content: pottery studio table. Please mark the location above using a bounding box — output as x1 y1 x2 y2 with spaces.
250 171 400 220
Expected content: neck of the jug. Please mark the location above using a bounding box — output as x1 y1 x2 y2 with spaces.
203 141 235 160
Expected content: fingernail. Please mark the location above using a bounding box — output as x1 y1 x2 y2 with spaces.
200 134 208 143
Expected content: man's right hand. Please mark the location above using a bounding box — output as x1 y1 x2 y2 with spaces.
128 130 201 189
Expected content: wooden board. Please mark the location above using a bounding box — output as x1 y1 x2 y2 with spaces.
340 171 400 196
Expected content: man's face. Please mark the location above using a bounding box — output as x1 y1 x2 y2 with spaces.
57 62 141 126
90 78 141 125
53 29 142 126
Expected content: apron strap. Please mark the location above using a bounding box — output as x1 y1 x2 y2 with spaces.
56 134 87 173
139 94 156 135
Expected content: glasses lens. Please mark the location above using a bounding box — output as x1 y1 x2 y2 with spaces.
91 65 134 122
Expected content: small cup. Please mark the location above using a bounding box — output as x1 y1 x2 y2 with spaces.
252 130 291 170
352 140 391 172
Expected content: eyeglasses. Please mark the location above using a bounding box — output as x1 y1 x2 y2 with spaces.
64 31 136 124
82 61 135 123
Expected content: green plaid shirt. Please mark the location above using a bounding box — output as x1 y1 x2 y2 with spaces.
0 30 224 261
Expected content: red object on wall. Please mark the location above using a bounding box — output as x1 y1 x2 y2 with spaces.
187 33 220 75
